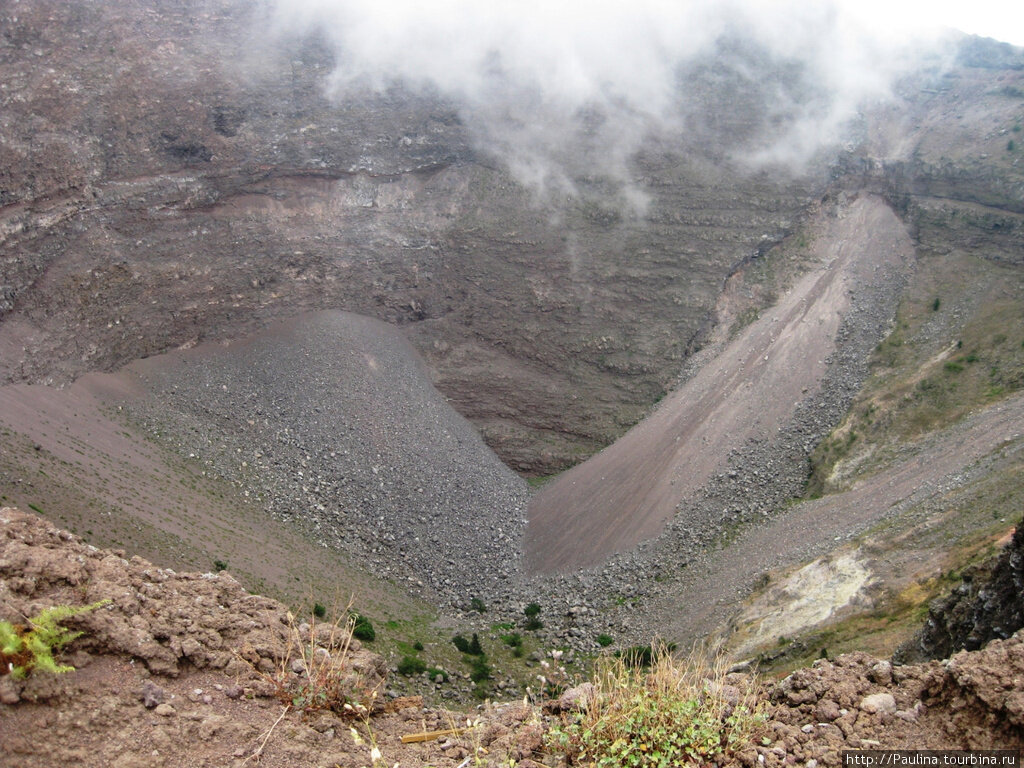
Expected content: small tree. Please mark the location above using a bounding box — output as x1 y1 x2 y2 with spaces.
524 602 543 630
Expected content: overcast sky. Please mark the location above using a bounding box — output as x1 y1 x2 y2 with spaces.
835 0 1024 46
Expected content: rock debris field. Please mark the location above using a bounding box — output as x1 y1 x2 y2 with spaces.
124 311 529 608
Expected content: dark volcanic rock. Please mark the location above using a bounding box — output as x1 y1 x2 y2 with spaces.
897 520 1024 662
0 0 825 475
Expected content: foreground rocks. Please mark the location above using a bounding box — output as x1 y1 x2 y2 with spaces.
2 509 1022 767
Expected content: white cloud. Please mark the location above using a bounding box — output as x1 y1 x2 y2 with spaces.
265 0 998 200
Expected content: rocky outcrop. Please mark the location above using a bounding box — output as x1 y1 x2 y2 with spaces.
897 522 1024 663
0 506 385 691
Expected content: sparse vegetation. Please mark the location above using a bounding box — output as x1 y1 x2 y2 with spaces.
500 632 522 648
351 613 375 643
523 602 544 630
247 607 379 714
468 655 492 683
0 601 110 678
546 645 764 767
397 655 427 676
469 597 487 613
596 633 614 647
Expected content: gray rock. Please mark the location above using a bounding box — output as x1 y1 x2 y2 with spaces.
859 693 896 715
139 681 165 709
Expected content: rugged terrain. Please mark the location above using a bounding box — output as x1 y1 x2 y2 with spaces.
1 0 1024 717
0 0 828 476
2 509 1022 767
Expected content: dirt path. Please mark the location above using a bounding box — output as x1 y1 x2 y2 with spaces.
526 195 915 572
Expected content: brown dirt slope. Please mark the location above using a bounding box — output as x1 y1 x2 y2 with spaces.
527 194 914 572
646 390 1024 648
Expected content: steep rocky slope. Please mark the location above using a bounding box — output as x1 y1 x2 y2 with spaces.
0 0 824 475
898 520 1024 663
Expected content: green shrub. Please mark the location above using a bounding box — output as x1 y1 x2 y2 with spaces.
523 602 543 630
453 633 484 655
312 602 327 619
469 655 492 682
469 597 487 613
351 613 375 642
501 632 522 648
1 601 109 678
615 643 677 669
596 633 614 647
426 666 449 682
412 640 424 652
547 646 765 767
213 559 228 572
397 655 426 676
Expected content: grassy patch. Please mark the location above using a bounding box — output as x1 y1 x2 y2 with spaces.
546 646 765 767
806 252 1024 496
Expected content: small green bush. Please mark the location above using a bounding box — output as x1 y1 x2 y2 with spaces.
523 602 543 630
469 655 492 682
213 559 228 572
547 646 765 767
351 614 375 642
412 640 424 652
397 655 427 676
426 666 449 682
312 602 327 619
469 597 487 613
453 633 484 655
501 632 522 648
615 643 677 669
596 633 614 647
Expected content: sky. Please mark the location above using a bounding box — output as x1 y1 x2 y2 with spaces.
835 0 1024 46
